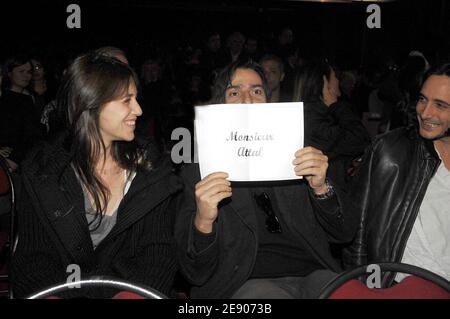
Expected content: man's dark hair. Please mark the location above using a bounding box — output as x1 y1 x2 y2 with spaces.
418 62 450 137
421 62 450 86
210 59 271 104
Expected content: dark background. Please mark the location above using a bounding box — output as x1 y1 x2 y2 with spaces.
1 0 449 68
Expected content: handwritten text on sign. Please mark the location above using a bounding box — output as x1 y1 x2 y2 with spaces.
195 102 304 181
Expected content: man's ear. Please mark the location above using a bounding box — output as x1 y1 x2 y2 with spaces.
280 72 285 82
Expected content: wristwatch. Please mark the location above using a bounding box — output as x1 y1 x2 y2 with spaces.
312 180 335 200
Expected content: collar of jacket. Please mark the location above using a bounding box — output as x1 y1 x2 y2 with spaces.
406 125 441 162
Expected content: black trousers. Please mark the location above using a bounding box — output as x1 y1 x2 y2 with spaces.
231 269 338 299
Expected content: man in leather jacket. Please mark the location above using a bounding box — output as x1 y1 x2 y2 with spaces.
344 62 450 285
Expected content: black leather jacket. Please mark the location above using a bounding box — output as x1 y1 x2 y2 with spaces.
343 127 441 286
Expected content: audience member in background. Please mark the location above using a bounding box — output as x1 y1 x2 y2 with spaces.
244 36 260 61
0 55 45 169
11 52 182 298
218 31 247 66
200 31 225 79
30 57 52 116
260 54 286 103
293 59 370 187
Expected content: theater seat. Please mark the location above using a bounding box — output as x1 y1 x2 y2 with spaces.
318 262 450 299
0 155 15 299
27 276 168 299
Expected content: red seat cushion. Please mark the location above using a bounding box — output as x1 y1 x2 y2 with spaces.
330 276 450 299
112 291 146 299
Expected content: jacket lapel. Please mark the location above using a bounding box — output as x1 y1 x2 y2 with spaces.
27 166 95 265
107 166 182 238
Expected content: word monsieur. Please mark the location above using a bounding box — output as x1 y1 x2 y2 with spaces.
226 131 274 142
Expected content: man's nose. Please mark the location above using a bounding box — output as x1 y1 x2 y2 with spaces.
242 90 253 104
420 102 437 118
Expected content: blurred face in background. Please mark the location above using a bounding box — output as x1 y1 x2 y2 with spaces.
278 28 293 46
9 62 32 92
142 61 161 83
261 59 284 92
245 38 258 55
207 34 221 53
227 32 245 55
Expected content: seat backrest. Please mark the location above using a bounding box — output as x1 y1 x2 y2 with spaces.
318 262 450 299
0 155 15 299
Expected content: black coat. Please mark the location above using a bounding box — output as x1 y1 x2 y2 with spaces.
304 100 371 186
343 127 441 286
174 164 358 299
0 90 45 163
11 138 183 298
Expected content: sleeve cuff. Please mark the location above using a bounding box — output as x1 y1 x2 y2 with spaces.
192 222 217 253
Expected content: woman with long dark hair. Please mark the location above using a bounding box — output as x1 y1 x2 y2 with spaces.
293 59 370 187
11 52 182 298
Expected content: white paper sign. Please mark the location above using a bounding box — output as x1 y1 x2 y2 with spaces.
194 102 304 181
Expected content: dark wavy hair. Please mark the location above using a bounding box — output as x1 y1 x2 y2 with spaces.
210 59 271 104
420 62 450 85
57 52 149 227
404 62 450 131
292 59 334 103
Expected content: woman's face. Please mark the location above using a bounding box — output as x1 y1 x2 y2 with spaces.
9 62 32 90
98 81 142 146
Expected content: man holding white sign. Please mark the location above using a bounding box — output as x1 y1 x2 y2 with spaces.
175 60 358 299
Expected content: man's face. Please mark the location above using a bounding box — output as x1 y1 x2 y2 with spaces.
416 75 450 141
261 60 284 92
207 34 221 53
245 39 258 54
225 68 267 104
